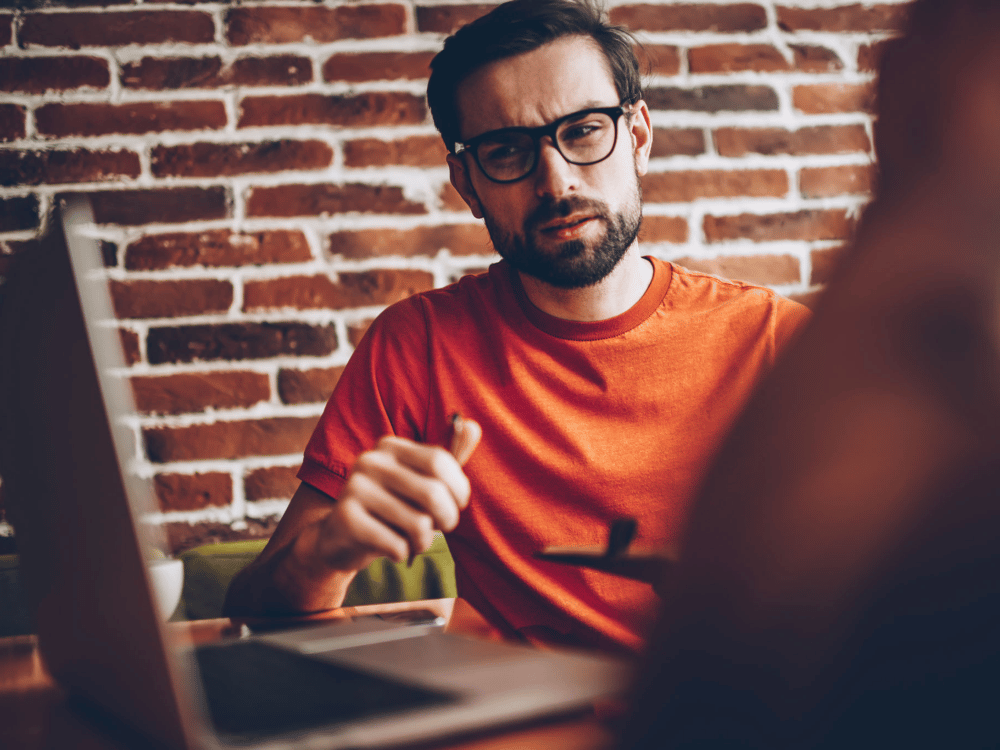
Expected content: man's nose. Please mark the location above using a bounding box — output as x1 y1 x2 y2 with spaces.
533 138 578 199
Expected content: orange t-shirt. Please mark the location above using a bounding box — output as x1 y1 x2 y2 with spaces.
299 258 809 652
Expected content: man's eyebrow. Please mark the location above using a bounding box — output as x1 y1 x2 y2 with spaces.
463 101 621 143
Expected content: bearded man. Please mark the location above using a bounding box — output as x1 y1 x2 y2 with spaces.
225 0 808 652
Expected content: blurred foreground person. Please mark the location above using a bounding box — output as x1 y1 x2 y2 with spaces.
624 0 1000 746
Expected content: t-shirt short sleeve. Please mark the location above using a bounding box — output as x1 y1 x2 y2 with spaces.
297 296 431 501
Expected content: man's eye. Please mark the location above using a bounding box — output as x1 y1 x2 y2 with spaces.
482 143 529 162
561 122 605 142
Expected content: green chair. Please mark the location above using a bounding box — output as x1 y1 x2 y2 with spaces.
178 533 457 621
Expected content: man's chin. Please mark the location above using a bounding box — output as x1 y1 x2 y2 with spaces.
506 245 622 290
528 232 600 260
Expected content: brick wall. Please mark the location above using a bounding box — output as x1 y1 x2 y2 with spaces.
0 0 906 553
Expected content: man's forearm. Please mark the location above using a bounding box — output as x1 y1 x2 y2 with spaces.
222 530 358 617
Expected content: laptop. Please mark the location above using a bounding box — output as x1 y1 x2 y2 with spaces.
0 195 632 749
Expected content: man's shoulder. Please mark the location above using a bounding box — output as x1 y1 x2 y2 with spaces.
664 262 807 318
368 263 503 330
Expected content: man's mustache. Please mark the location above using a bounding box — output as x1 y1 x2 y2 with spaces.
525 196 610 232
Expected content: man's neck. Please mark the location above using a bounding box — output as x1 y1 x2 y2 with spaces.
518 246 654 322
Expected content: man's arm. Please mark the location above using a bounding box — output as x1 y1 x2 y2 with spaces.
223 427 480 617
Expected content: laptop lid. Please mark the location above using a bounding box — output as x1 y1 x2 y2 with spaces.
0 195 202 749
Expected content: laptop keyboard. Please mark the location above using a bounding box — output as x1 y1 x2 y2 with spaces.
194 641 458 740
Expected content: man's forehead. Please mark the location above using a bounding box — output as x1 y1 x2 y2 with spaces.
454 35 619 140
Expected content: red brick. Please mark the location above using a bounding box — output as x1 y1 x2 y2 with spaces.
343 135 448 168
0 57 108 93
244 270 434 311
637 44 681 76
415 4 494 33
858 40 890 73
638 216 688 244
0 104 24 142
0 14 11 47
120 328 141 365
0 195 39 232
810 246 848 285
154 473 232 512
147 322 338 365
439 182 468 212
144 416 319 462
777 4 908 33
646 85 779 113
328 224 492 259
20 11 214 47
800 164 874 198
791 44 843 73
165 517 279 555
244 466 299 502
122 56 312 90
650 128 706 158
132 371 270 415
610 4 767 32
673 254 801 286
110 279 233 319
126 230 312 271
238 92 426 129
227 4 405 45
35 101 226 138
152 140 332 178
246 183 426 218
83 187 228 225
348 319 375 347
714 125 871 157
793 83 876 114
689 44 791 74
277 367 344 405
704 209 853 243
323 51 435 83
25 0 135 6
643 169 788 203
0 150 139 188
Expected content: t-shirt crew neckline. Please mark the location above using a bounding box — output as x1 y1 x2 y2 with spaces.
505 256 672 341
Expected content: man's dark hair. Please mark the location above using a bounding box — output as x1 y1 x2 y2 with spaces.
426 0 642 152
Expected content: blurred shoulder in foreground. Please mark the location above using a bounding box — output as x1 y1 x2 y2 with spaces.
624 1 1000 747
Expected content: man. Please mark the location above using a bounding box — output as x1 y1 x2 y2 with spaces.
225 0 808 652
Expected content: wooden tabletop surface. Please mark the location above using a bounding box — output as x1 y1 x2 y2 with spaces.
0 598 618 750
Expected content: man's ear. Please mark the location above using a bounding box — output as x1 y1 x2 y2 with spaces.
447 153 484 219
629 100 653 177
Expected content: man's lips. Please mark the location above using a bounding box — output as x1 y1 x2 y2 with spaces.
537 215 599 238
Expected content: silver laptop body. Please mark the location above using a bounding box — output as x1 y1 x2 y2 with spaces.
0 195 632 750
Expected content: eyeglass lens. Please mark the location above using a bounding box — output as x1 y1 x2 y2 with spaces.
475 110 618 182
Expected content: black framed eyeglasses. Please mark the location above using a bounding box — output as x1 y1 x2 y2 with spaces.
454 105 628 184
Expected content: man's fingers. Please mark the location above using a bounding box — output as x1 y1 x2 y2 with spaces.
321 497 409 566
316 430 479 574
372 437 472 520
450 417 482 466
346 472 438 553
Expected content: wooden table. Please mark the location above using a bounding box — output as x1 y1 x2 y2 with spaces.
0 599 618 750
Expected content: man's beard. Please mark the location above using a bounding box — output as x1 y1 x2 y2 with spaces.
482 185 642 290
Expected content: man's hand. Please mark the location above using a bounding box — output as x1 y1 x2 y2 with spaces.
223 419 481 616
307 427 481 572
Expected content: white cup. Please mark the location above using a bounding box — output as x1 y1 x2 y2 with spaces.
147 557 184 620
